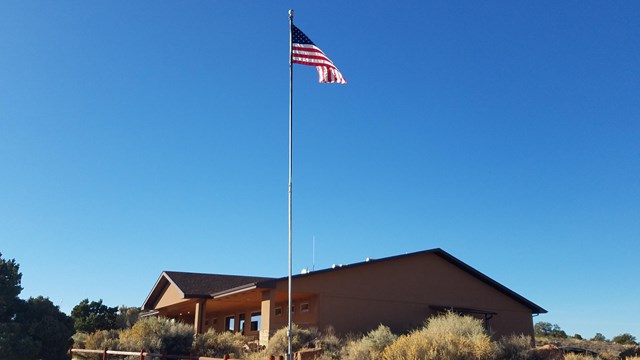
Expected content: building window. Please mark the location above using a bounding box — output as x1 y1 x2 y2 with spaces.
239 313 246 334
250 312 261 332
275 307 282 316
300 303 310 313
225 316 235 332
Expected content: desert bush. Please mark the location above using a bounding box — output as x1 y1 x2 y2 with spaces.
495 334 533 360
598 351 620 360
315 326 342 360
382 312 495 360
266 324 314 357
72 332 89 349
119 316 193 355
71 330 120 360
192 328 247 358
86 329 120 350
343 339 371 360
343 324 397 360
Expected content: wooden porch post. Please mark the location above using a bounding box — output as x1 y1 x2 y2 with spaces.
194 299 207 335
260 290 276 346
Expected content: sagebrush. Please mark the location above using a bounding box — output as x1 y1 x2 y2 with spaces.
119 316 193 354
265 324 314 356
343 324 397 360
382 312 495 360
193 328 247 358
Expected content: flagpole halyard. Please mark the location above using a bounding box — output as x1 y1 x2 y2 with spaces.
287 8 294 360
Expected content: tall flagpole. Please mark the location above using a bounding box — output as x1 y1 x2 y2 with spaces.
287 9 294 360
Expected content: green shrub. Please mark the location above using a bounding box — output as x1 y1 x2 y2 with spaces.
534 322 568 339
266 324 313 357
119 316 193 355
612 333 638 345
382 312 495 360
193 328 247 358
343 325 397 360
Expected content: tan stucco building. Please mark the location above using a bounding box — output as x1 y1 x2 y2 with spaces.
142 248 546 345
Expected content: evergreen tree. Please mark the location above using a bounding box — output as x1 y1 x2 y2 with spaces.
612 333 637 345
0 253 23 321
71 298 119 333
0 253 74 360
16 296 75 360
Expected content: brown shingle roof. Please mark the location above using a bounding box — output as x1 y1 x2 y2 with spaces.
164 271 274 297
143 248 545 315
257 248 547 314
142 271 274 310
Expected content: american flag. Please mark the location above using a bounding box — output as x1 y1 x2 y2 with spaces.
291 25 346 84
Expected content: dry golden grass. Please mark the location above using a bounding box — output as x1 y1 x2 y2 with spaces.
564 354 598 360
382 312 495 360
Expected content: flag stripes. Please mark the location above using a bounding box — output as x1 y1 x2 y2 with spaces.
291 25 346 84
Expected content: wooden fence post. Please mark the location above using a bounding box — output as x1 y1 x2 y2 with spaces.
139 349 145 360
103 347 108 360
68 346 73 359
223 355 229 360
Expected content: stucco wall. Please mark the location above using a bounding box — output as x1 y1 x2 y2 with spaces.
155 282 189 309
274 252 535 338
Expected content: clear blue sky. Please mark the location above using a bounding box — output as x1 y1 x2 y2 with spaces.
1 1 638 340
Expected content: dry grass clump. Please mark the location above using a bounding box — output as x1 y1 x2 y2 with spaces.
382 312 495 360
494 334 533 360
564 354 598 360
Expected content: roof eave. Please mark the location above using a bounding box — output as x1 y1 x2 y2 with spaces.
141 271 187 311
211 283 263 298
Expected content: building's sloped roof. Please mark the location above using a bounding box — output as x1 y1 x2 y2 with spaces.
164 271 273 297
142 271 274 310
257 248 547 314
143 248 546 315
